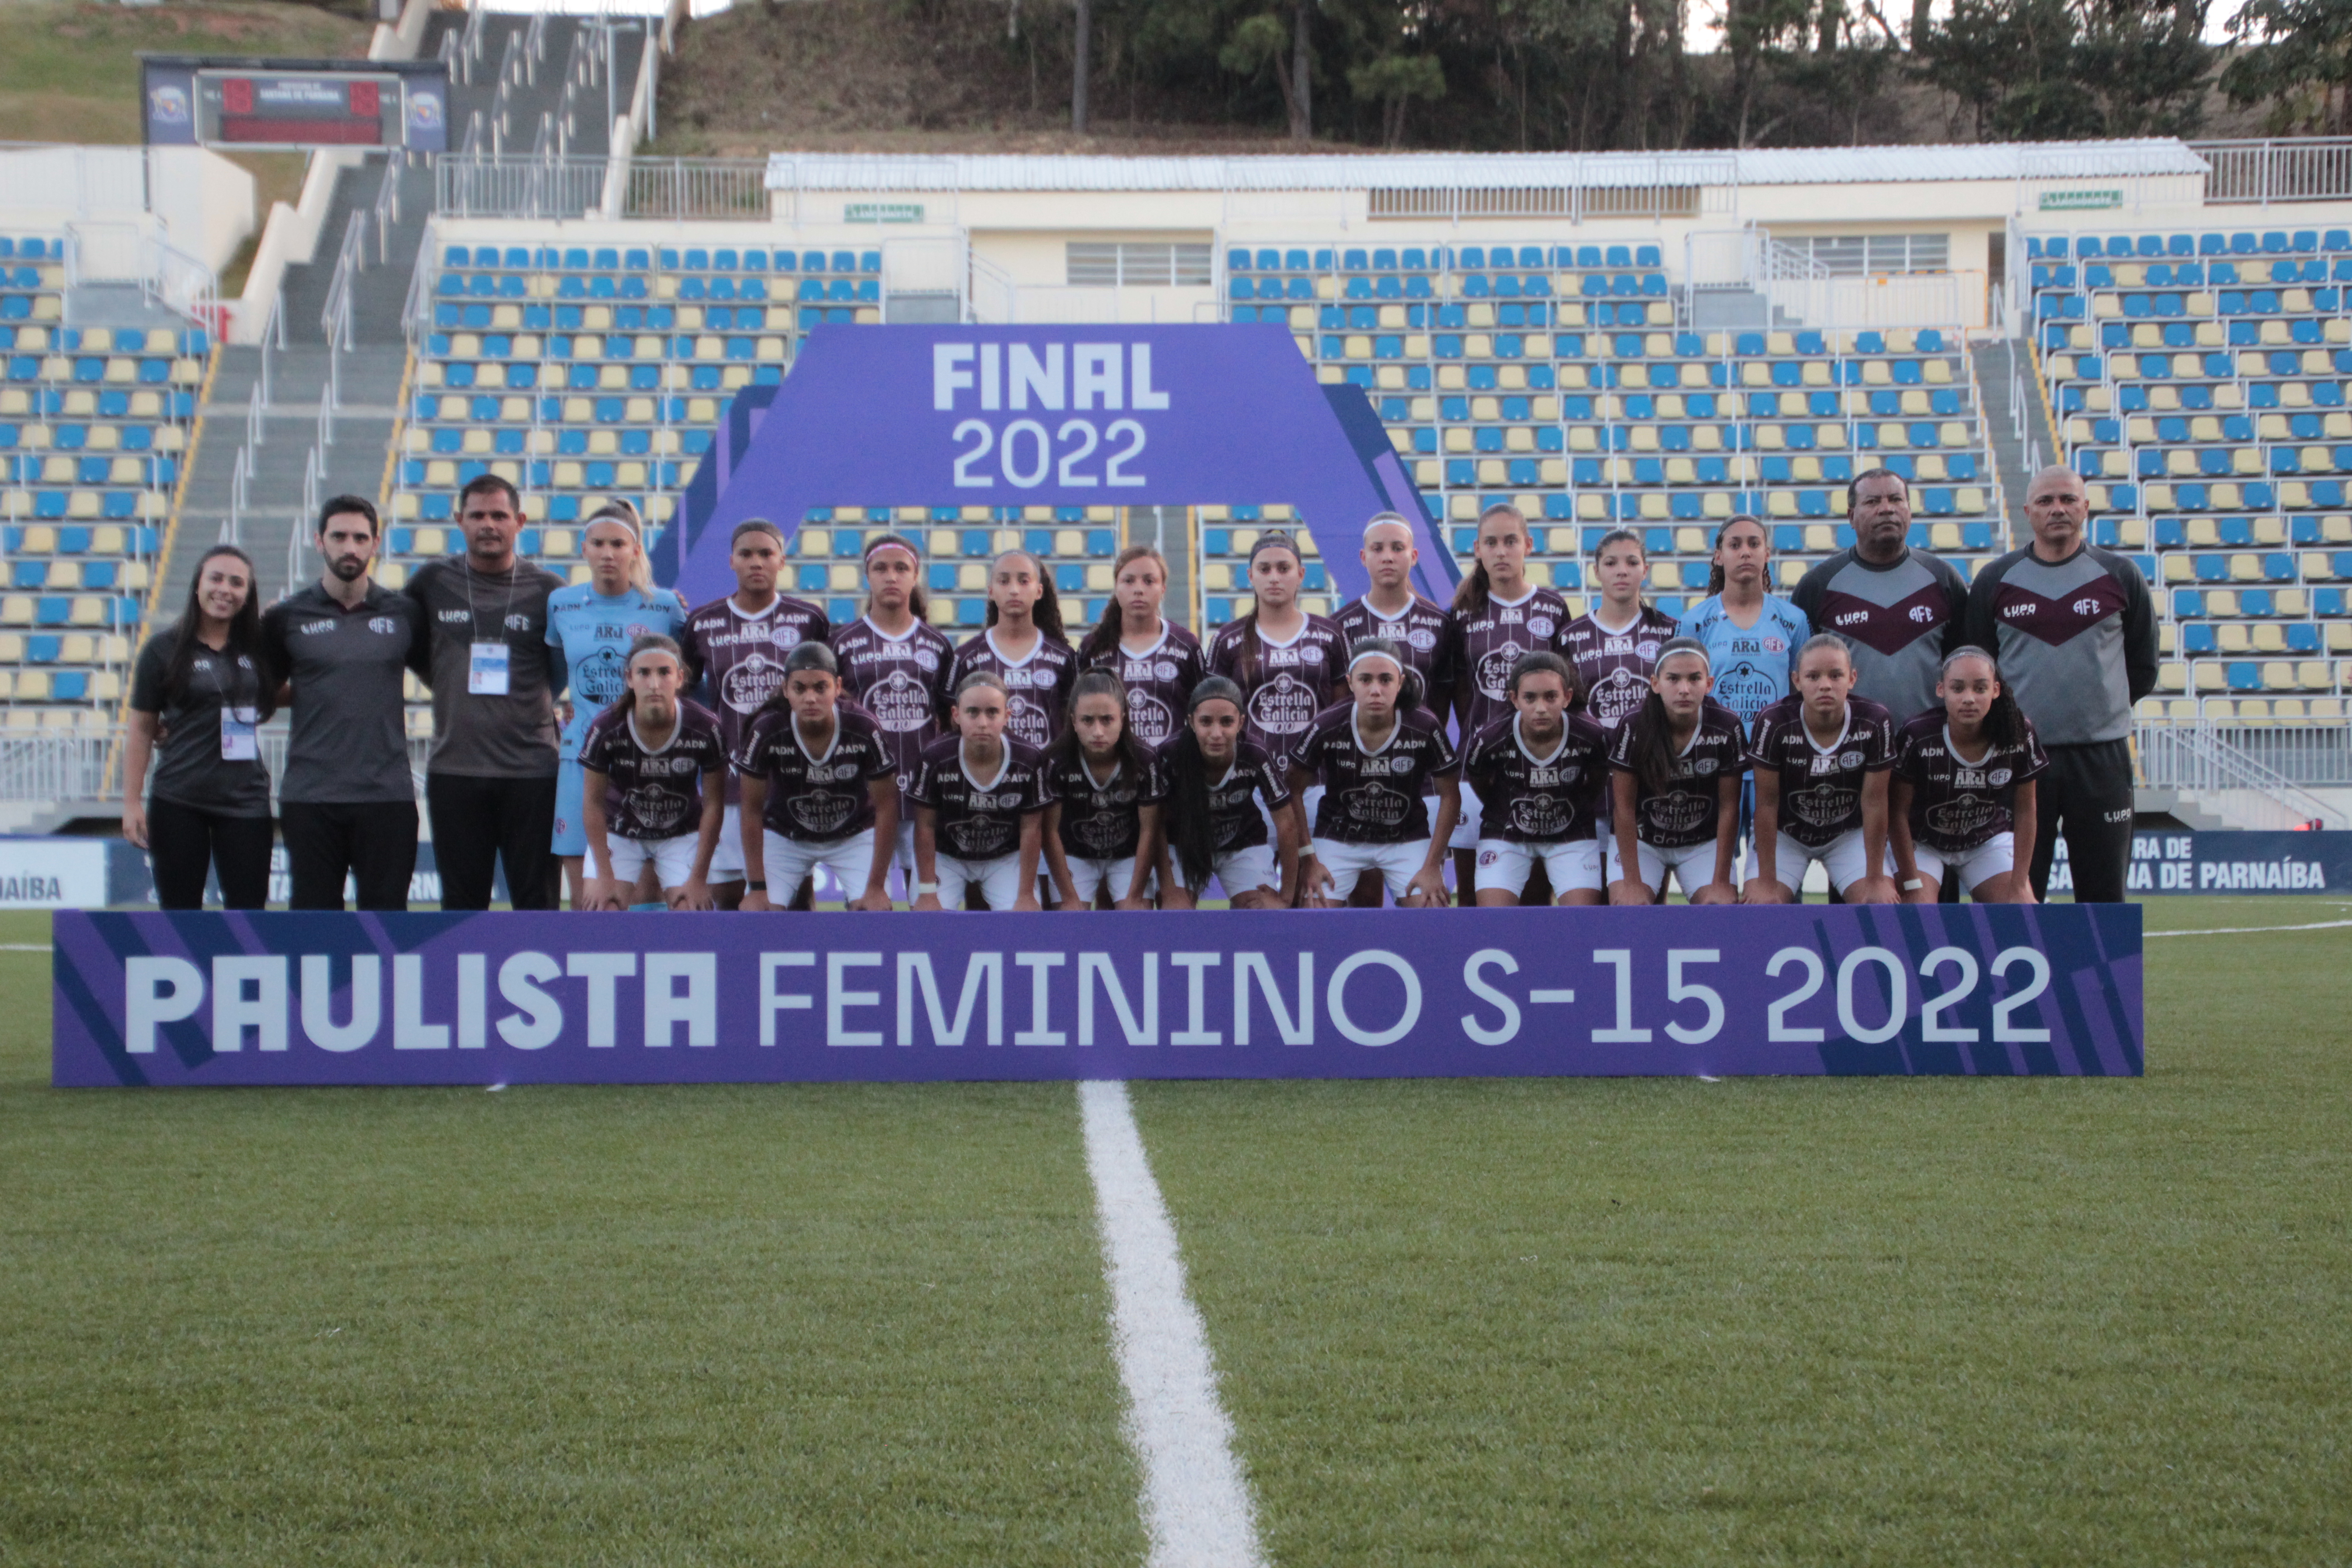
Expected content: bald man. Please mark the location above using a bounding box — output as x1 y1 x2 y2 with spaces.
1964 467 2157 902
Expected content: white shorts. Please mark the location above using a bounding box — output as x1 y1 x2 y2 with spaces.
765 827 882 902
1448 779 1483 849
1167 842 1280 902
710 802 745 879
599 832 701 889
1474 837 1605 899
1608 836 1720 899
1746 828 1889 896
1065 855 1141 906
935 852 1023 910
1915 833 2014 895
1315 837 1432 902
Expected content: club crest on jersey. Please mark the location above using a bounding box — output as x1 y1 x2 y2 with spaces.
1528 615 1555 638
368 616 400 636
1407 627 1436 651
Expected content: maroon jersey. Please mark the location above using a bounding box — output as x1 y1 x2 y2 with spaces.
1163 737 1292 855
1460 712 1613 843
1205 613 1350 776
1294 702 1460 845
829 615 954 783
1606 701 1747 849
1746 694 1898 848
947 629 1078 753
1333 594 1460 717
678 592 831 804
1045 750 1166 862
732 703 897 843
1892 707 2049 855
1082 620 1207 749
575 699 726 841
1451 587 1572 741
1558 605 1681 730
907 734 1052 862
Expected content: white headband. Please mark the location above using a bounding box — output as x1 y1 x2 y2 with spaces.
1361 514 1413 542
1348 648 1405 676
586 510 641 544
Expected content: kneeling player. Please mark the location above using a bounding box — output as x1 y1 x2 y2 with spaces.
1042 669 1162 910
1293 639 1460 908
1741 633 1899 905
1891 647 2046 903
1606 639 1744 905
1461 651 1612 906
908 671 1050 911
734 643 898 912
1156 677 1298 910
577 635 726 910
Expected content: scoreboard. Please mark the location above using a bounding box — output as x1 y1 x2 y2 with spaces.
142 57 450 154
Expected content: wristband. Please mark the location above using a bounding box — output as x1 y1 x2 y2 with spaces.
914 880 939 896
744 880 766 892
1900 877 1922 892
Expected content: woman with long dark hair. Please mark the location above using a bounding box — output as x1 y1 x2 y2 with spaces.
1740 633 1900 905
830 532 955 895
1290 638 1461 909
1204 530 1349 780
946 548 1078 753
123 544 277 909
735 641 900 912
576 634 727 911
1557 527 1682 732
1604 638 1745 906
1446 501 1573 902
1077 544 1206 749
1040 668 1162 910
1154 676 1299 911
1890 646 2047 904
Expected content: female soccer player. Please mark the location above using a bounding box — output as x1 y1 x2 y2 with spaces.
1291 639 1460 909
1742 633 1899 904
1155 676 1299 911
1675 514 1812 729
1040 669 1162 911
733 642 898 913
1448 502 1573 902
948 549 1078 754
1606 638 1745 905
576 634 726 911
1076 544 1206 749
1460 651 1613 906
1333 513 1457 720
830 532 955 891
907 670 1051 912
1558 527 1681 732
546 500 690 907
123 544 276 910
677 516 830 907
1891 646 2047 904
1205 530 1349 783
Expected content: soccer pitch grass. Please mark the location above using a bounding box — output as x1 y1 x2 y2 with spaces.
2 902 2347 1565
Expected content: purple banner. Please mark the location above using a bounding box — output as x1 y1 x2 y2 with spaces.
52 907 2142 1085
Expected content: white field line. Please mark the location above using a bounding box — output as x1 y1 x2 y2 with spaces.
0 944 50 951
1078 1079 1268 1568
2149 918 2352 938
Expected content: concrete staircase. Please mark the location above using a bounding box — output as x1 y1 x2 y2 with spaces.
1972 338 2061 548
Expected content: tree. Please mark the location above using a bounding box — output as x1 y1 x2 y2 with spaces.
1347 52 1445 145
1911 0 2205 140
1073 0 1092 132
2224 0 2352 135
1221 2 1318 139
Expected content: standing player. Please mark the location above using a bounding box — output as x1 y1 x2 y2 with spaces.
1790 469 1970 726
1460 651 1612 906
1891 647 2047 904
1040 669 1163 911
1676 514 1812 728
545 501 688 908
1291 639 1461 909
1558 528 1680 733
575 635 725 911
1205 530 1350 784
678 518 830 908
1333 514 1458 720
948 549 1078 753
1740 634 1899 904
1155 677 1300 911
907 671 1051 912
1075 544 1205 749
1606 639 1744 905
1963 466 2157 903
1448 502 1573 902
829 533 954 892
733 642 898 913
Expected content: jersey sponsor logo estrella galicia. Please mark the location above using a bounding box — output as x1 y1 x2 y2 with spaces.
1339 783 1411 828
1925 796 1998 841
864 668 937 732
789 790 857 838
1509 795 1572 837
1642 793 1712 836
1475 640 1537 698
1127 687 1176 745
1248 672 1319 735
1788 785 1857 829
719 652 786 714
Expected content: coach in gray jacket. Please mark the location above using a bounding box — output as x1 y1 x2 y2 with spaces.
1964 466 2158 903
1792 467 1970 725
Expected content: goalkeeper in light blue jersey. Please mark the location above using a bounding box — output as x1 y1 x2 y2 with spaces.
544 500 687 907
1675 513 1813 845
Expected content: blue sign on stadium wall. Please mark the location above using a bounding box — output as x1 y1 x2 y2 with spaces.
52 906 2143 1084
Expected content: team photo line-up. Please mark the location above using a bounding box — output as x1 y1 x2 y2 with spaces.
122 460 2156 913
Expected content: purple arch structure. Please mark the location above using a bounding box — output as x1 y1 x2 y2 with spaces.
651 323 1459 610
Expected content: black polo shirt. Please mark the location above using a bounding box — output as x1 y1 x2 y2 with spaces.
262 581 426 804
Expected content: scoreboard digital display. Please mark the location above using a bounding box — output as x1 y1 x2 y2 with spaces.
141 56 450 154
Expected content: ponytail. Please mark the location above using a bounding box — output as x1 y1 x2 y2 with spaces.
1045 666 1151 781
1166 678 1246 892
1940 644 2027 749
1346 637 1422 715
861 531 930 623
1628 639 1711 796
985 549 1067 643
1452 502 1528 616
1078 544 1167 668
1705 514 1767 598
1231 531 1304 689
610 632 686 728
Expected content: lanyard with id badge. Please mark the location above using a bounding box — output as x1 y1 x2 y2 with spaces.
202 653 262 761
464 561 521 696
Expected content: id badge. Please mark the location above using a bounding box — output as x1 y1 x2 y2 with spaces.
220 706 259 761
469 641 511 695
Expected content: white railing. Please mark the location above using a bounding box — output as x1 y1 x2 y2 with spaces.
2191 138 2352 207
371 157 403 266
2137 722 2349 829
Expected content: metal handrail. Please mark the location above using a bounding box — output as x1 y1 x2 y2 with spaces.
2136 722 2348 829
